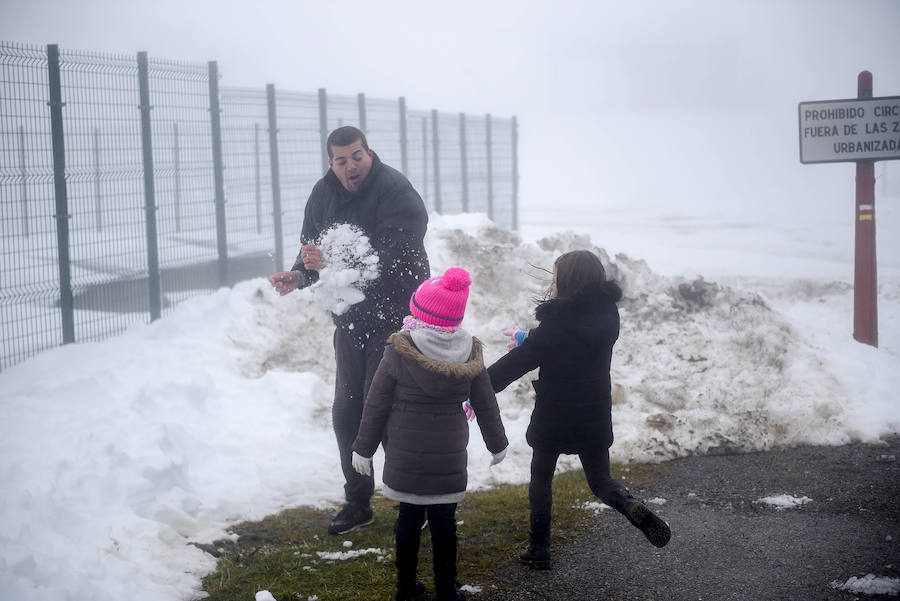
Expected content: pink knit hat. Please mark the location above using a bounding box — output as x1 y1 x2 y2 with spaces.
409 267 472 327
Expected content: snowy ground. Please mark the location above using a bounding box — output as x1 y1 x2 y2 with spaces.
1 206 899 600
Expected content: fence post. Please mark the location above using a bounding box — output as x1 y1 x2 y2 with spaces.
173 121 182 232
422 116 428 203
46 44 75 343
398 97 408 176
459 112 469 212
485 113 494 221
18 125 30 237
137 51 162 321
511 115 519 231
207 60 228 287
266 84 284 272
91 127 102 232
318 87 329 174
431 109 441 214
254 122 262 235
358 92 366 133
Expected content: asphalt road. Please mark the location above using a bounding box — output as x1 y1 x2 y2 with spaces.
478 437 900 601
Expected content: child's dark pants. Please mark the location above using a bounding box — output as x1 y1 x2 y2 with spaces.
396 502 458 598
529 447 632 521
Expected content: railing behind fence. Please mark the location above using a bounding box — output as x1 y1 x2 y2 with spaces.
0 42 519 370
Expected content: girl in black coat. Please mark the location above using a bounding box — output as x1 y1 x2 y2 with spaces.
488 250 671 569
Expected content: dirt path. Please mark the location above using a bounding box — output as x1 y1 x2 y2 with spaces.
479 437 900 601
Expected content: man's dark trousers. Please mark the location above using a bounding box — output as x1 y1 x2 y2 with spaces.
332 326 393 506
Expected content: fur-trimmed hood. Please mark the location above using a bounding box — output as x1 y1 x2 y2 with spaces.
389 331 485 380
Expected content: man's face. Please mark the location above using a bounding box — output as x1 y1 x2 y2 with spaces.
329 140 373 193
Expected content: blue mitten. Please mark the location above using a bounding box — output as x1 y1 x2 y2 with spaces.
502 327 527 350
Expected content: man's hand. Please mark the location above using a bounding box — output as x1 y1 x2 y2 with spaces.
269 271 302 296
300 244 326 271
351 451 373 476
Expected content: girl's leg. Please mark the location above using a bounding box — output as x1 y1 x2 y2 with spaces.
395 503 426 599
529 447 559 521
578 448 631 509
522 448 559 569
426 503 461 601
580 449 671 548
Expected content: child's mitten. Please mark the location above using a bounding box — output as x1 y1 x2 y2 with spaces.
463 400 475 421
502 327 528 350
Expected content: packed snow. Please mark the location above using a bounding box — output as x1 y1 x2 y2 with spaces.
1 208 899 600
755 494 813 511
831 574 900 597
308 224 380 316
315 548 384 561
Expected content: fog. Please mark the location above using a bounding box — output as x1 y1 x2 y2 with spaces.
3 0 899 222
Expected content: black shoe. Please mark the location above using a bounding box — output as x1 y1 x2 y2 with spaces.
395 579 426 601
519 544 552 569
623 499 671 548
327 503 374 535
434 588 465 601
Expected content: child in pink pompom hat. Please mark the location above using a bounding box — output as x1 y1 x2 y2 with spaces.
351 267 508 601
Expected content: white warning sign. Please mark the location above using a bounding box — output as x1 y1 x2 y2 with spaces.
798 96 900 164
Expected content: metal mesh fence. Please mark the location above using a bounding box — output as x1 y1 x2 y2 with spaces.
491 116 517 230
55 47 147 344
274 90 322 263
366 96 402 170
220 87 276 269
0 42 519 369
0 43 61 367
146 57 218 311
406 109 432 210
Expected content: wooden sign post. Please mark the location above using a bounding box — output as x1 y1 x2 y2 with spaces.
799 72 900 347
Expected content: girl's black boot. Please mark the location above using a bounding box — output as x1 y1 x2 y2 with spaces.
519 515 551 569
621 498 671 548
395 515 425 600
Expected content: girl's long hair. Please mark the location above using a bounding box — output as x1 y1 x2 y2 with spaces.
552 250 607 299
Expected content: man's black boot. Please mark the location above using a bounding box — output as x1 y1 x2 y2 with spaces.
519 514 551 569
327 502 374 535
621 498 671 548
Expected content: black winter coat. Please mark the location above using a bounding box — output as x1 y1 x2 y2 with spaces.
487 281 622 454
291 153 430 340
353 333 508 496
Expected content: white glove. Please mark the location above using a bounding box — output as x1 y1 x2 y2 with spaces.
352 451 373 476
490 447 507 466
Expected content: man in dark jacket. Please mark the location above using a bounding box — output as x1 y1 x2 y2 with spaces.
269 126 430 535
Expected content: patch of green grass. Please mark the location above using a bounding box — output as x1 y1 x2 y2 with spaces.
199 463 638 600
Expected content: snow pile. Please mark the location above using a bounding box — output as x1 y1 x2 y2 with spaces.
831 574 900 596
247 213 897 465
754 494 813 511
310 224 380 316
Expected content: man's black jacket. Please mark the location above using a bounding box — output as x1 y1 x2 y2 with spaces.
291 153 430 340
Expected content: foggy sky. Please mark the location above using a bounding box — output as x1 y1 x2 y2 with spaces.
2 0 899 221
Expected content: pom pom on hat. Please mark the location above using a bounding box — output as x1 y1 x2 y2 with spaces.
441 267 471 292
410 267 472 327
